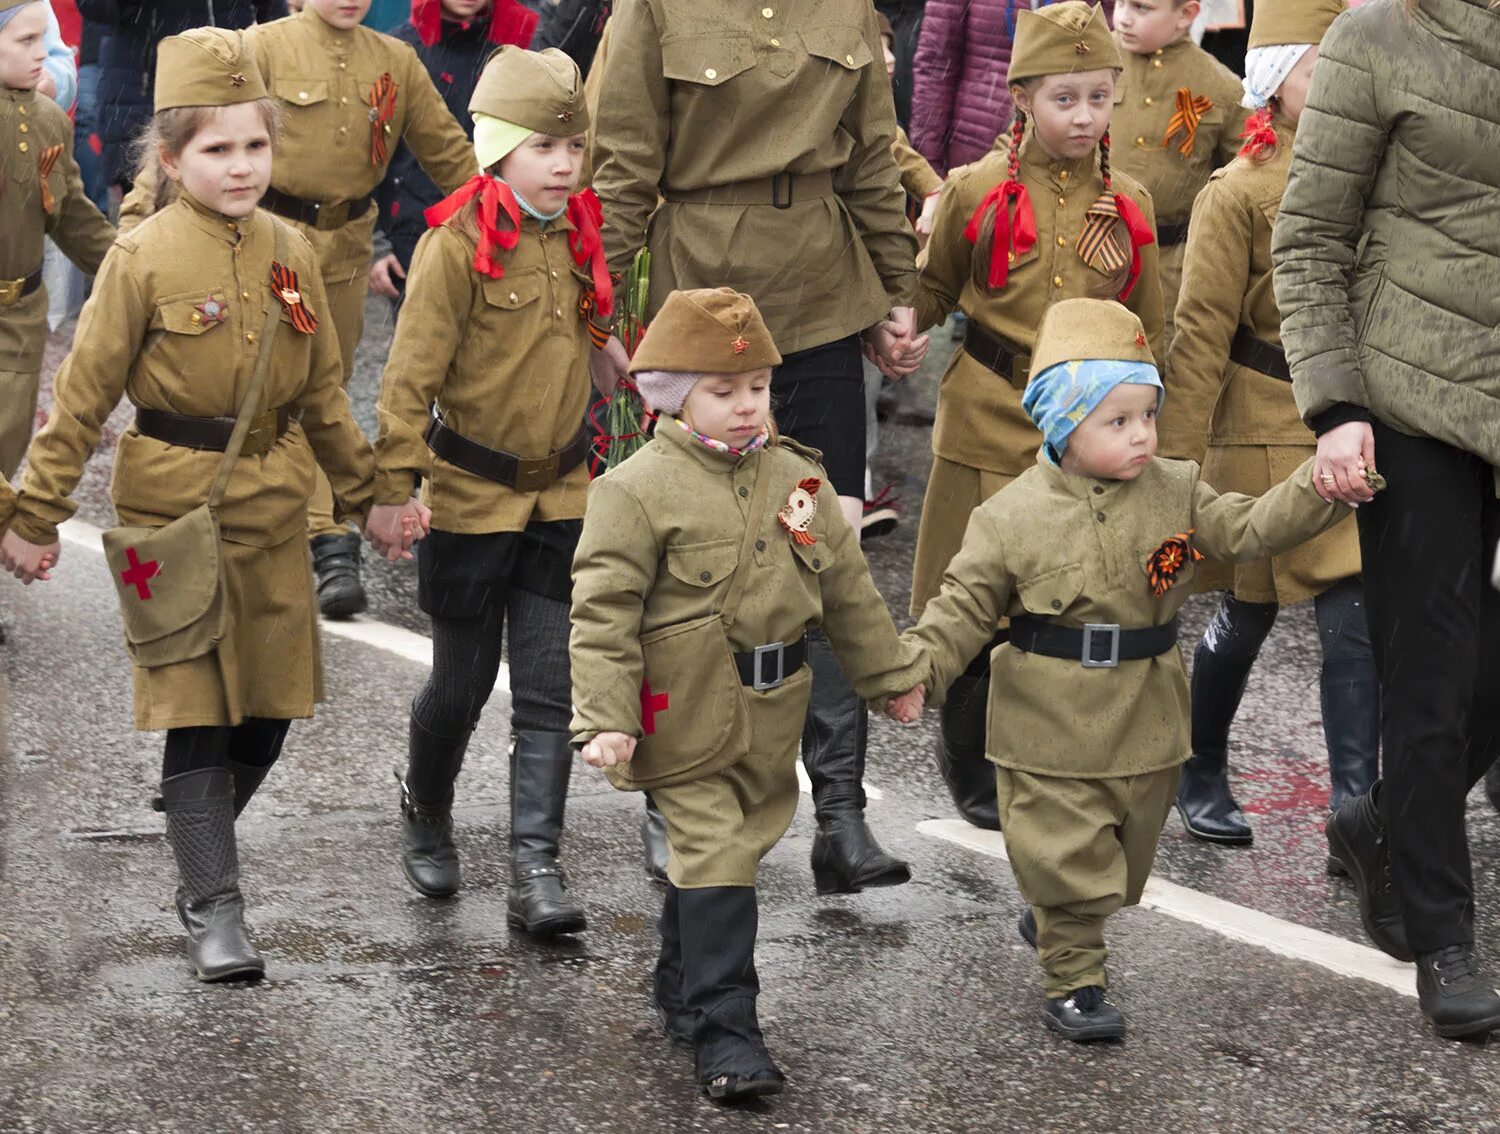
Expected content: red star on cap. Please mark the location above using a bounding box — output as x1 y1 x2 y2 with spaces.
732 334 749 355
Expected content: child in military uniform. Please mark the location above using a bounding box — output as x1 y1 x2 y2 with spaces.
1110 0 1245 348
913 0 1163 832
893 297 1368 1041
570 289 925 1103
0 29 411 984
373 46 607 939
1157 0 1371 855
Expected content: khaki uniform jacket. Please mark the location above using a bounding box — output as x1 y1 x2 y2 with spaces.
12 196 376 548
895 126 942 200
590 0 918 354
1109 35 1244 227
569 423 924 746
374 209 594 529
916 133 1165 476
906 454 1345 778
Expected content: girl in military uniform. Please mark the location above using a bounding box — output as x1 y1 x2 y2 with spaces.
913 0 1164 831
0 29 406 984
1158 0 1372 857
570 289 925 1102
896 297 1362 1041
372 46 607 939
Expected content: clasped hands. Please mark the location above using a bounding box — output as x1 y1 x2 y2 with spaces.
0 531 60 585
365 497 432 562
862 306 930 381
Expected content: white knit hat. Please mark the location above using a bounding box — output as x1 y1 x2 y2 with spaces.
632 370 704 415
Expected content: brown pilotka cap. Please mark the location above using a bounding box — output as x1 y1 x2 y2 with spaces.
0 0 44 15
1030 298 1155 378
1248 0 1347 48
153 28 268 110
470 45 589 136
1007 1 1121 85
629 288 782 378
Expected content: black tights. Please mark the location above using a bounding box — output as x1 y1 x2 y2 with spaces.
162 718 291 780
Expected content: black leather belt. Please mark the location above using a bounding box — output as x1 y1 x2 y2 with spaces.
1009 615 1179 668
261 186 374 231
1229 325 1291 382
1157 219 1190 247
0 265 44 306
426 416 588 492
733 634 809 691
136 405 294 456
961 321 1031 389
663 171 835 210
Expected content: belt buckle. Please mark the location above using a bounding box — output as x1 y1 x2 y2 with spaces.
770 172 793 210
513 454 559 493
1081 623 1120 668
751 641 786 691
315 200 351 230
0 278 22 306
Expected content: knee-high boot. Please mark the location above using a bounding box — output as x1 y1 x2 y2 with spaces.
507 730 587 937
936 672 1000 830
653 884 693 1045
1321 655 1381 874
803 630 910 894
677 885 784 1102
397 714 470 898
159 768 263 982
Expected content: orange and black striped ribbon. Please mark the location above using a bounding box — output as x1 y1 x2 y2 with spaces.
1146 529 1205 597
366 73 399 168
37 144 63 214
1163 88 1213 157
1075 193 1130 275
270 262 318 335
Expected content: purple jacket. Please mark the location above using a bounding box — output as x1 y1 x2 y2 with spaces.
911 0 1114 177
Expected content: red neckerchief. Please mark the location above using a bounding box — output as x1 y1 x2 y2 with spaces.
1238 106 1279 160
565 188 614 317
410 0 537 47
964 179 1037 290
1112 192 1156 303
424 174 522 279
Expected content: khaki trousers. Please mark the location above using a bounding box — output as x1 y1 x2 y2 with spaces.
996 763 1181 998
0 287 50 479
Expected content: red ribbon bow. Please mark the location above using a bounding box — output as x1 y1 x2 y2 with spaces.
1112 192 1156 303
366 73 399 168
964 179 1037 290
424 174 522 279
1238 106 1279 160
566 188 614 318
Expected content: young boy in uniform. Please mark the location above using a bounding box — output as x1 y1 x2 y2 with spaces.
1110 0 1244 347
893 297 1372 1041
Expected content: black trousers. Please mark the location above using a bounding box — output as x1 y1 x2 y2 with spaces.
1359 420 1500 952
772 335 866 500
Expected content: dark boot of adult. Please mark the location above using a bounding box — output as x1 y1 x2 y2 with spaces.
507 730 586 938
936 671 1000 830
397 715 469 898
159 767 264 983
310 531 367 619
1325 781 1412 962
642 793 670 884
1320 656 1380 877
803 630 910 894
678 886 784 1103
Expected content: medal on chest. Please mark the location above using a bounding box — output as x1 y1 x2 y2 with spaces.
777 478 821 547
37 143 63 214
1145 529 1205 596
366 73 399 167
192 294 228 327
270 262 318 334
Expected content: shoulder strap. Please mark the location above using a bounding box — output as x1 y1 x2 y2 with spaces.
207 221 288 510
718 450 775 629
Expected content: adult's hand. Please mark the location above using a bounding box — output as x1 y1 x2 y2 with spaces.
368 254 406 299
590 335 630 397
1313 421 1376 506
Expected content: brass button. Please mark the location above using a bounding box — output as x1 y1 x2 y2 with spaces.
340 97 348 105
770 37 781 46
846 54 855 65
1050 599 1062 611
1058 196 1067 206
1007 251 1016 263
509 292 519 303
1096 511 1106 522
227 221 237 231
190 312 202 324
739 486 749 498
1153 59 1163 68
704 67 718 79
1053 275 1064 287
755 539 766 552
1093 486 1104 495
16 104 25 115
762 5 774 15
700 570 712 582
812 557 821 568
18 141 28 153
246 332 257 344
1059 170 1068 181
550 270 558 278
241 291 251 300
339 126 348 134
554 308 563 318
1136 136 1146 146
299 90 309 100
18 123 27 134
1144 96 1153 106
339 61 347 70
1056 235 1066 247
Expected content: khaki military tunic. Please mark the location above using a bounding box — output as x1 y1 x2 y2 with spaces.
0 88 116 478
1159 119 1360 606
1109 34 1243 348
570 424 924 887
13 196 377 729
374 209 594 529
910 133 1165 614
591 0 918 354
894 126 942 200
905 452 1344 996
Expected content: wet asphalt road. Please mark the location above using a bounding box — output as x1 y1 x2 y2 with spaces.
2 299 1498 1133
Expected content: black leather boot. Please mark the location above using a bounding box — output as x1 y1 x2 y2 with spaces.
1325 782 1413 962
642 794 669 884
1416 945 1500 1040
226 759 273 819
1176 622 1261 845
936 672 1000 830
159 768 264 983
678 886 784 1103
1042 986 1126 1042
1320 656 1381 876
802 630 910 894
507 730 586 938
396 716 468 898
1485 762 1500 815
310 532 367 619
653 884 694 1046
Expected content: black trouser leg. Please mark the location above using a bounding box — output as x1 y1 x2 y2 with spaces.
935 635 1006 831
653 884 693 1045
1314 578 1380 813
1177 593 1278 844
225 718 291 818
1358 421 1500 953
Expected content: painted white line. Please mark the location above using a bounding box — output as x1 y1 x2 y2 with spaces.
918 818 1416 999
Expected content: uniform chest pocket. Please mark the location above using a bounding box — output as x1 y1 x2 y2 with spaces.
801 25 873 72
481 271 544 312
1015 563 1085 616
790 538 833 576
665 539 740 589
276 79 330 108
661 33 756 87
152 290 231 336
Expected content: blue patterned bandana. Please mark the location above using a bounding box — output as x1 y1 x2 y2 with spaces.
1022 358 1163 466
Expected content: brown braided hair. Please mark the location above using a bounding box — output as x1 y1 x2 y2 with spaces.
1099 128 1113 190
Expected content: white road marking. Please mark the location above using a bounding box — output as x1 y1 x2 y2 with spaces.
918 819 1416 999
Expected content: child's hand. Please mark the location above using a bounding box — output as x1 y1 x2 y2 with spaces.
915 188 942 248
589 336 630 397
0 531 59 584
368 253 407 299
581 731 636 768
886 684 926 725
365 499 427 562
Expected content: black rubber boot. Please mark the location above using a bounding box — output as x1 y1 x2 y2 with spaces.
1320 656 1381 877
936 672 1000 830
678 886 785 1103
310 532 367 620
642 794 669 885
396 716 469 899
1325 782 1413 962
653 884 694 1046
1176 623 1260 845
226 759 273 820
802 631 910 894
507 730 587 938
159 768 264 983
1416 945 1500 1040
1485 762 1500 815
1042 986 1126 1042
